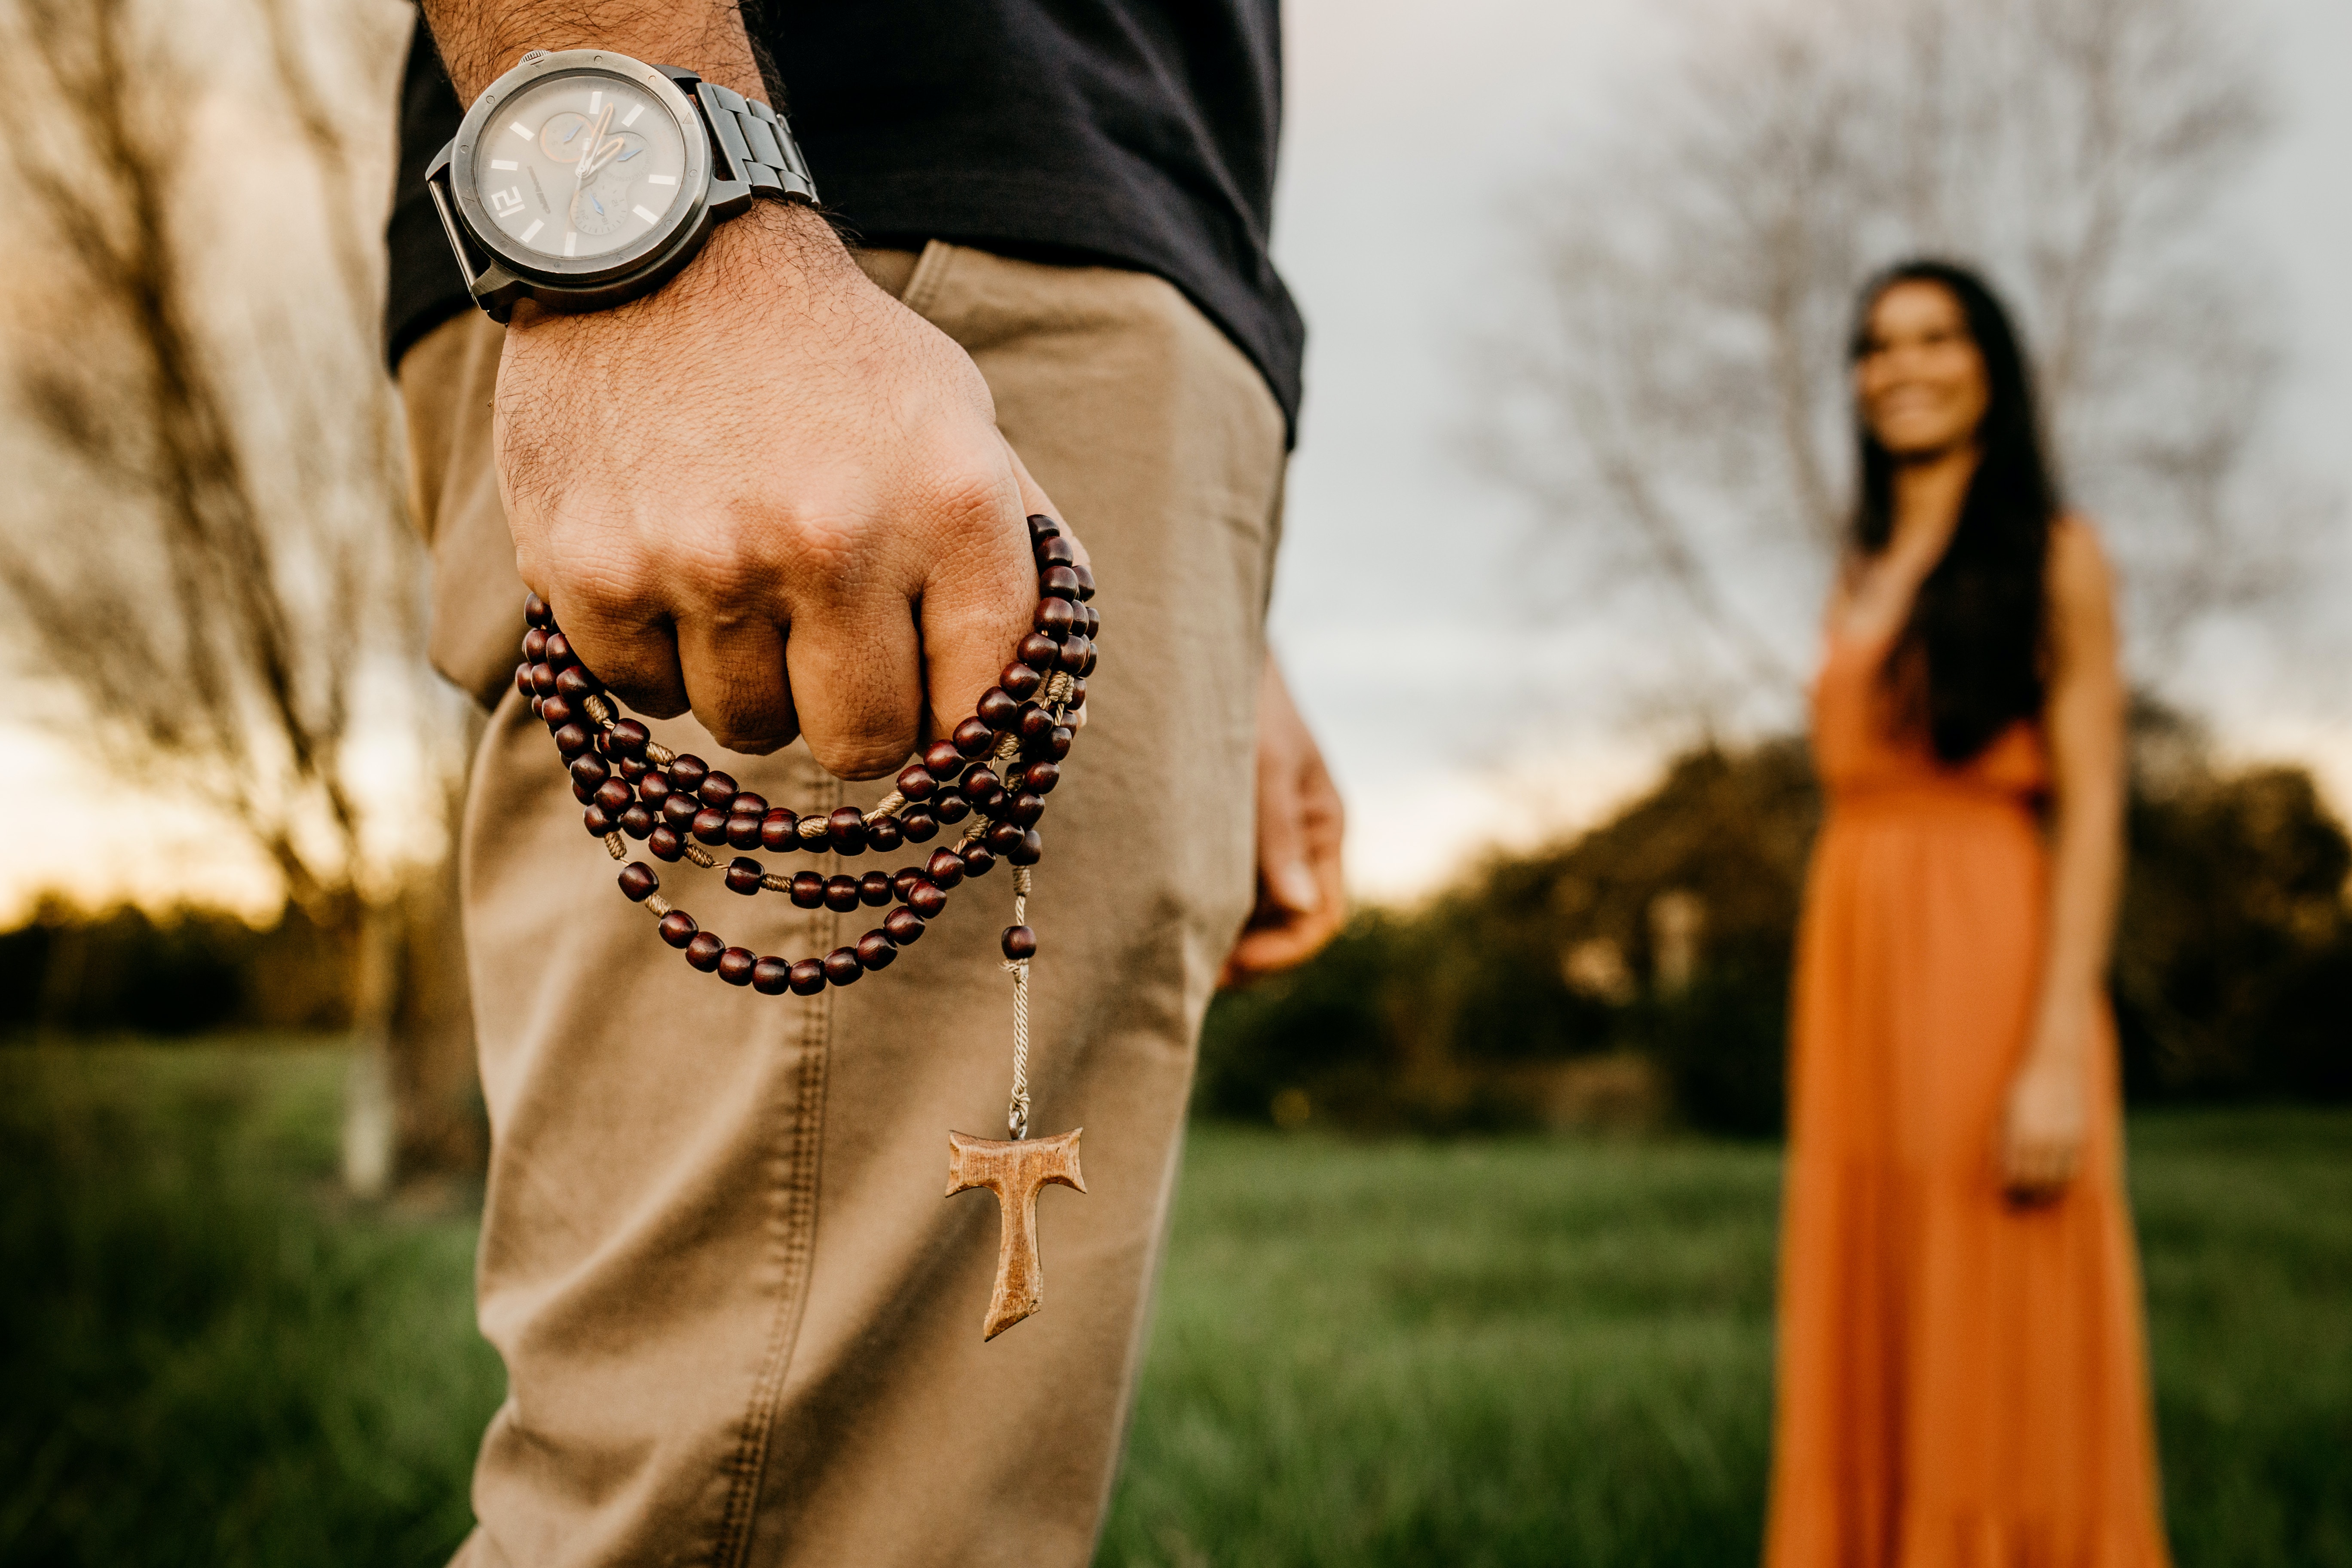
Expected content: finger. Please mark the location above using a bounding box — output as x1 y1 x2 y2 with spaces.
784 581 929 777
675 611 799 755
1002 438 1092 571
525 565 691 719
1222 898 1347 985
918 468 1047 752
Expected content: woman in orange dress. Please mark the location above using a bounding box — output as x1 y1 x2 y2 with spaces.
1765 261 2171 1568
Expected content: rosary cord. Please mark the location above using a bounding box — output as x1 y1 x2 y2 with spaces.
1005 866 1033 1142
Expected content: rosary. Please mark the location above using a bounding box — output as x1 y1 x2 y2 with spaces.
514 513 1096 1340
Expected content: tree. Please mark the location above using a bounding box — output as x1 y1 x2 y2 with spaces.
1481 0 2313 716
0 0 472 1188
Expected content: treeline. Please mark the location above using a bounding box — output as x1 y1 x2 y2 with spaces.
0 903 355 1038
1198 710 2352 1135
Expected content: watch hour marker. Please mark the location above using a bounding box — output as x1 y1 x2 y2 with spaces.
563 231 578 257
647 174 677 185
621 103 645 128
589 90 603 113
520 219 544 244
490 159 518 170
633 205 659 224
509 121 533 142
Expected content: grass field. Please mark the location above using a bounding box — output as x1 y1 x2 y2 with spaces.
3 1045 2346 1567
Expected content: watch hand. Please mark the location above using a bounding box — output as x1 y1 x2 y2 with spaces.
575 102 617 187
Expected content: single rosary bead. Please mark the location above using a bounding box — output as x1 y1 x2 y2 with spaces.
515 663 534 699
726 815 762 851
1016 703 1056 741
1026 512 1060 541
692 807 729 846
658 910 698 948
731 792 767 818
554 724 592 761
1006 827 1043 866
790 870 824 909
1007 792 1045 826
531 663 560 698
1039 726 1075 762
925 848 967 889
859 871 894 906
999 661 1043 700
952 717 994 757
619 863 660 901
1054 635 1092 674
866 815 903 852
684 932 726 972
824 875 861 913
525 592 553 627
760 809 798 852
593 778 634 815
554 666 596 701
822 947 863 986
572 776 598 807
895 764 937 801
900 806 939 842
1001 925 1038 960
697 771 738 809
540 692 574 728
617 756 651 783
717 946 757 986
619 804 655 839
1069 562 1096 601
1018 632 1061 668
522 627 550 663
787 959 827 996
934 794 971 825
922 739 965 776
828 806 869 854
892 867 924 899
959 763 1001 799
639 772 672 807
977 687 1020 730
1034 599 1076 639
1040 565 1081 600
1077 602 1100 638
1063 677 1088 710
583 803 616 836
905 879 949 918
662 793 699 829
1023 761 1060 795
570 754 610 790
543 632 576 668
884 907 925 944
726 858 763 895
752 956 793 995
856 930 897 971
1035 535 1078 569
607 719 649 758
961 842 997 877
667 753 710 792
649 825 685 862
986 822 1024 854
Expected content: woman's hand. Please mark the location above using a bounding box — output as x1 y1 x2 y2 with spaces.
1999 1032 2089 1201
1219 655 1346 987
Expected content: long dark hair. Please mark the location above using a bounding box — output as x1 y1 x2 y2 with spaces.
1850 260 2058 763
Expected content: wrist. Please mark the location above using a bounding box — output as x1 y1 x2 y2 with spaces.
423 6 766 102
507 195 846 333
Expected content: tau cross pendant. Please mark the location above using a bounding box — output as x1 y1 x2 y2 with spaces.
945 1127 1086 1339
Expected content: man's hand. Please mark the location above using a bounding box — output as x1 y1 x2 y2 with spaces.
1219 655 1346 987
496 201 1063 777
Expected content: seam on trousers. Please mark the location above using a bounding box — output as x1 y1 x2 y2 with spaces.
900 239 958 318
712 772 840 1566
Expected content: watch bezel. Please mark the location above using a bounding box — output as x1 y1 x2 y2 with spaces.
447 49 710 286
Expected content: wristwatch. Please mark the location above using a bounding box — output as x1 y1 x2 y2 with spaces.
424 48 818 321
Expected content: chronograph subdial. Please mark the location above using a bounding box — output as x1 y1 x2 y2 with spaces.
569 171 637 236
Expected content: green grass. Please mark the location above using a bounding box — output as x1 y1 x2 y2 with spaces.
2 1047 2346 1566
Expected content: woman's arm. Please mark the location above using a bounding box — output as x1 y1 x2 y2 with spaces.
2001 519 2125 1198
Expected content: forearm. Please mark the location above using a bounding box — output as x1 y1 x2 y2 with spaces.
2030 782 2120 1065
420 0 765 104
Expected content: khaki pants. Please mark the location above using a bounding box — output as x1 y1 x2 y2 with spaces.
398 242 1286 1568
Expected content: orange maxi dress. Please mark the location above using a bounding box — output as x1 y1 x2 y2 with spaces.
1764 625 2171 1568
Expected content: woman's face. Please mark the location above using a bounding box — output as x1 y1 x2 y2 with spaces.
1855 280 1989 459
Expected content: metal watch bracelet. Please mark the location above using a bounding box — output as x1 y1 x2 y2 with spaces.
667 73 818 205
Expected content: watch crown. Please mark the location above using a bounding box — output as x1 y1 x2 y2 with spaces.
521 49 548 64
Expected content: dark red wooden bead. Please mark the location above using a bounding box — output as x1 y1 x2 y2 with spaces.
998 662 1043 700
828 807 868 854
986 821 1024 854
952 717 994 757
1018 632 1061 668
583 803 616 836
516 662 534 699
1035 534 1078 569
717 946 756 986
522 626 550 662
1001 925 1038 960
555 665 596 700
1006 827 1043 866
649 825 685 862
572 778 598 807
639 772 672 806
531 662 560 698
1040 565 1081 600
866 815 903 852
524 593 553 628
608 718 649 758
961 842 997 877
822 948 863 986
697 772 738 809
554 723 592 760
692 807 729 845
658 910 698 948
900 806 939 842
752 956 793 995
1055 635 1091 674
1078 602 1100 638
925 849 966 889
1026 513 1061 542
977 687 1020 730
760 809 798 852
726 815 762 850
823 876 861 913
617 755 651 783
934 794 971 825
685 932 726 971
859 871 893 907
922 739 965 776
731 792 767 818
619 863 660 901
667 753 709 791
620 804 656 839
1069 562 1096 602
593 778 634 814
1017 703 1056 741
790 871 825 909
543 631 575 666
787 959 827 995
856 931 897 971
1008 792 1045 826
1064 677 1088 710
1026 726 1073 762
895 765 937 801
905 880 948 918
891 867 924 900
726 858 763 895
1034 600 1076 638
541 694 575 730
959 764 1001 799
884 907 925 945
1023 761 1060 795
662 792 700 828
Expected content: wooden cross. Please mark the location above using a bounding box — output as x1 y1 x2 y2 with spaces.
946 1127 1086 1340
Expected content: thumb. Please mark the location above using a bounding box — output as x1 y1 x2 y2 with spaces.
1256 747 1320 918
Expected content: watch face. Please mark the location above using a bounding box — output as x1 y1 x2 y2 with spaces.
468 70 690 266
